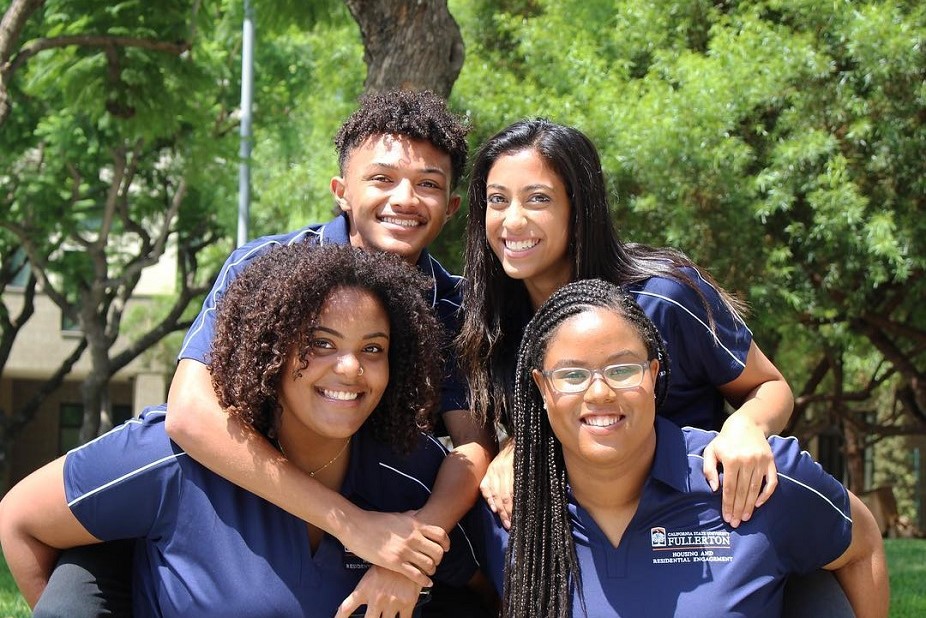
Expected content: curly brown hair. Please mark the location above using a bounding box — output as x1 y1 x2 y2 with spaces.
334 89 469 190
208 244 443 453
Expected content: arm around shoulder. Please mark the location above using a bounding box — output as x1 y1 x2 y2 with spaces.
165 359 369 543
824 492 889 618
165 358 448 586
414 409 496 532
718 341 794 436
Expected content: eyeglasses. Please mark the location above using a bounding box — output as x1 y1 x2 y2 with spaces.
539 361 651 394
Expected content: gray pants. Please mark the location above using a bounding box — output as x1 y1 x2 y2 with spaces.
783 570 855 617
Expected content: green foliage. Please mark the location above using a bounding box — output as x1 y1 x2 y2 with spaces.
246 16 365 236
3 0 239 276
4 0 923 496
451 1 926 426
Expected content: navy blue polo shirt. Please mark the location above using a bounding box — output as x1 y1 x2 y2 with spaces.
476 418 852 617
65 407 479 617
629 267 753 431
178 213 468 415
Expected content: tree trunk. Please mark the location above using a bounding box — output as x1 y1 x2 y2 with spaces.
843 420 865 495
343 0 464 98
0 435 11 493
0 0 47 125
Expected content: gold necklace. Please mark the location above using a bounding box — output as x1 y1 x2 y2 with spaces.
308 437 351 477
278 437 352 477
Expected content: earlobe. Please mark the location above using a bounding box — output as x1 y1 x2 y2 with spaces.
445 194 462 220
531 369 551 411
330 177 350 211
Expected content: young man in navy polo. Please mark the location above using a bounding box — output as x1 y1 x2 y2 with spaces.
33 90 496 617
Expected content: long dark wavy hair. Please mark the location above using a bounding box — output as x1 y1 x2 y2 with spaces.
504 279 670 618
208 244 443 454
458 118 743 428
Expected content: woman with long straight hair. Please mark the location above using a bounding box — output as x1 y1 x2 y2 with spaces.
459 119 793 528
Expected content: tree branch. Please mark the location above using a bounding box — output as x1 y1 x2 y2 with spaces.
4 34 190 76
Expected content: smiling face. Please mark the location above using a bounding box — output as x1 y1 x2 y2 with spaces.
485 148 573 308
278 287 390 448
331 134 461 264
532 306 659 470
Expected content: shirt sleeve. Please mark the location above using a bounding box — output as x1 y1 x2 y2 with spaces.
176 243 263 364
64 408 182 542
438 342 470 417
468 500 507 596
765 435 853 574
635 269 752 389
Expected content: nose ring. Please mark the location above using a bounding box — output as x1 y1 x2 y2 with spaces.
357 365 364 377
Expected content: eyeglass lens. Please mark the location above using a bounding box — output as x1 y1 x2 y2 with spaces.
549 362 647 393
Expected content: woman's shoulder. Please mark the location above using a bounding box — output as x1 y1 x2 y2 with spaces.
629 265 743 327
352 427 448 480
629 265 717 298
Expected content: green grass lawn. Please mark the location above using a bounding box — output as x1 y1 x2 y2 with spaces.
0 539 923 616
884 538 926 617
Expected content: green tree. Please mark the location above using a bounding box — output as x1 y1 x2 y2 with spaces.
0 0 235 456
451 0 926 493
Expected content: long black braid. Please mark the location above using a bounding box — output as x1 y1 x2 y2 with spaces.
503 279 670 618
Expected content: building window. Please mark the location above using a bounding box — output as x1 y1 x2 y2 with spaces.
60 311 81 334
59 403 134 454
7 247 30 289
59 404 83 454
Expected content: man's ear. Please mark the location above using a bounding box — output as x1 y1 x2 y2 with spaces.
445 194 462 220
330 176 350 211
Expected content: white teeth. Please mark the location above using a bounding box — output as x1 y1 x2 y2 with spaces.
505 238 539 251
382 217 420 228
583 416 619 427
322 389 360 401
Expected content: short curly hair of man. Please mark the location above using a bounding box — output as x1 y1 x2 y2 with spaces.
208 243 443 454
334 89 469 190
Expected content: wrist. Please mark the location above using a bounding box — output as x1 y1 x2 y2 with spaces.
325 499 364 541
724 407 770 437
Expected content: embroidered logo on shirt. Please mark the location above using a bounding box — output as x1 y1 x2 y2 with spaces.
343 548 372 570
650 528 733 564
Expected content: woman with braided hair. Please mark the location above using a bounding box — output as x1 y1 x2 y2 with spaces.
0 244 479 617
459 119 793 530
475 279 887 618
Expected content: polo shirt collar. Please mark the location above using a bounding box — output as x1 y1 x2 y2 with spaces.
649 416 691 493
315 212 351 246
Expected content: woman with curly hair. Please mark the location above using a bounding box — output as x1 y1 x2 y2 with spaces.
477 279 887 618
0 244 478 617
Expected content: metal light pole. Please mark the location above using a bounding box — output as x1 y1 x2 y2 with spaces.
237 0 254 248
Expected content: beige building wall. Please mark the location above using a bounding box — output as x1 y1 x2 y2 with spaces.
1 287 173 488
